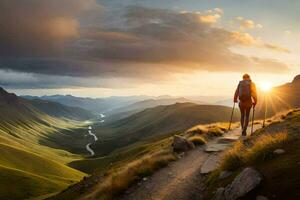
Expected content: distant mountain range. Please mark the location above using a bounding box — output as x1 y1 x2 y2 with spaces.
22 94 151 114
23 94 204 120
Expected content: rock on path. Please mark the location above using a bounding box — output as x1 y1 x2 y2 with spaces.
224 167 262 200
200 153 221 174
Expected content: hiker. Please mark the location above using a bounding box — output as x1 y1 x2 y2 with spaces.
234 74 257 136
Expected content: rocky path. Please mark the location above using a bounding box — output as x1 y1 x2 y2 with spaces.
119 125 261 200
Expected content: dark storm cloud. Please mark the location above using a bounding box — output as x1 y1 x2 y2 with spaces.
0 0 101 56
77 6 289 73
0 4 290 89
0 69 143 89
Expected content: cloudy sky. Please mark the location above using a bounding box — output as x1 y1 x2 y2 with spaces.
0 0 299 97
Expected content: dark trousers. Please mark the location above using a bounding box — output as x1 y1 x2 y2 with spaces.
239 101 252 135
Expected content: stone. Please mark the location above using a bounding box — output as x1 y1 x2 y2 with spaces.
256 195 269 200
217 138 237 144
224 167 262 200
205 143 230 152
201 154 220 174
172 135 195 153
219 171 233 180
168 172 175 178
142 177 148 181
273 149 285 155
214 187 225 200
178 152 185 158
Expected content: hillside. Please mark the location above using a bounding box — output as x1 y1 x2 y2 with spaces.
248 75 300 118
204 109 300 199
269 75 300 110
0 88 86 199
106 97 197 121
90 103 239 155
30 99 96 121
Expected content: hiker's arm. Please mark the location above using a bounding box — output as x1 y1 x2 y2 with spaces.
251 83 258 105
234 85 239 102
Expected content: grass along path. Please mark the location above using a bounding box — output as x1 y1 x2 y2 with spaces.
118 125 261 200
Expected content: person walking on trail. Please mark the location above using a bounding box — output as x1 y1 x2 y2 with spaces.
234 74 257 136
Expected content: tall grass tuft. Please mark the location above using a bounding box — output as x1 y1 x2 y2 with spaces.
206 132 289 186
188 136 206 146
218 132 288 172
219 141 245 171
244 132 288 163
87 151 176 200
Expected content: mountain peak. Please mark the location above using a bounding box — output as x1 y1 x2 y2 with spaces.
292 75 300 84
0 87 18 104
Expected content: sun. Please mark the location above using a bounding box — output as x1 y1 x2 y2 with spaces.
259 82 272 92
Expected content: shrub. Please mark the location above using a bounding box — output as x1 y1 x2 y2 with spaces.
188 136 206 146
185 126 208 136
206 126 224 137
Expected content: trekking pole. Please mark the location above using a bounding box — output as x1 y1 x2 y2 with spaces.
228 102 236 132
250 107 255 135
262 94 267 128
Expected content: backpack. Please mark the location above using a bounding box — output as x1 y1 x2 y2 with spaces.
238 80 252 101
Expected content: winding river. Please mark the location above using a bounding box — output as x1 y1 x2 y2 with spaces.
85 114 105 156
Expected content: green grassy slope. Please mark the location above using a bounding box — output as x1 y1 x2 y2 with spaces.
0 88 86 199
0 165 64 200
0 130 86 200
91 103 239 155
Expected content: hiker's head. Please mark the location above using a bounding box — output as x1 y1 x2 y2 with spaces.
242 74 251 80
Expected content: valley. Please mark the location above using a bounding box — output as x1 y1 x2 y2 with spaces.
0 75 300 200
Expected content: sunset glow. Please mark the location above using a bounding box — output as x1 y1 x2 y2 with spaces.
0 0 299 97
259 82 273 92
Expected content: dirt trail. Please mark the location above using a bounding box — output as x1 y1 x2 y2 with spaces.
118 125 261 200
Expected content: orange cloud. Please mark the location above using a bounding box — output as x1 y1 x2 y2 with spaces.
48 18 79 39
231 31 290 53
199 14 221 24
234 17 262 29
